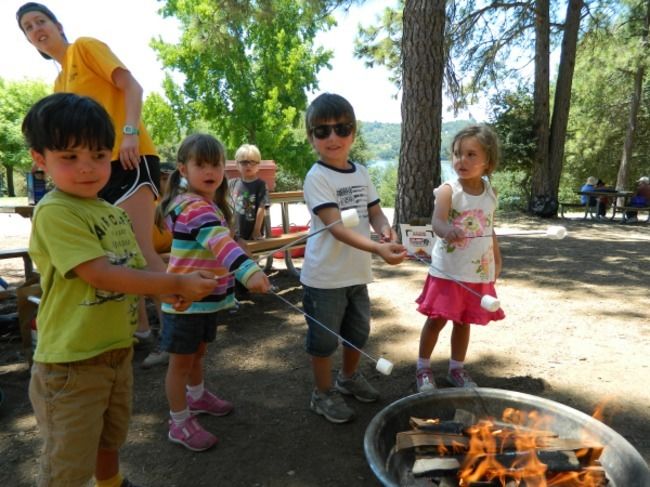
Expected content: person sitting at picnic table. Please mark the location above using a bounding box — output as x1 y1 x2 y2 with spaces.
579 176 598 207
626 176 650 223
594 179 616 219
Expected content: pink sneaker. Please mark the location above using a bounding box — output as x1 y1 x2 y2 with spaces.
187 390 234 416
416 367 437 393
446 368 477 388
168 416 218 451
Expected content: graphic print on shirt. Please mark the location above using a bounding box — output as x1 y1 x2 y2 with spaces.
232 189 257 222
336 185 369 219
445 208 492 253
83 213 142 307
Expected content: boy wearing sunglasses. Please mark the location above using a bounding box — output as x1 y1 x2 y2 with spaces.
301 93 407 424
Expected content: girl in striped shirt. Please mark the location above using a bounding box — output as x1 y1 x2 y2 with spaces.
156 133 270 452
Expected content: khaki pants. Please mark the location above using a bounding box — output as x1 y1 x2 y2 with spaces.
29 347 133 487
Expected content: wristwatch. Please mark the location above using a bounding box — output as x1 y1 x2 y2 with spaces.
122 124 140 136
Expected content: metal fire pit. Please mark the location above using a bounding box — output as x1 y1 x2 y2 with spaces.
364 388 650 487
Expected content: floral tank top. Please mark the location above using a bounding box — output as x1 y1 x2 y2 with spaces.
428 178 498 283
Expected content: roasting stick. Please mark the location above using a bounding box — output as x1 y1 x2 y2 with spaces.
408 252 501 312
220 208 360 280
465 225 568 240
270 288 394 375
255 207 360 262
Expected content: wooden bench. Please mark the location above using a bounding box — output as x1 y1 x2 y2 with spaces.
559 202 595 219
0 248 35 280
611 205 650 222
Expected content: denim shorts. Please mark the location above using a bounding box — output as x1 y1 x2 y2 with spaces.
160 312 218 354
302 284 371 357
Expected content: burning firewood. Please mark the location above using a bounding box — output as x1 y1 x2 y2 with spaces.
395 409 608 486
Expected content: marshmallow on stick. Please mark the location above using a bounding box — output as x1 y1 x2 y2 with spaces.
480 295 501 312
546 226 568 240
340 208 360 228
375 357 394 376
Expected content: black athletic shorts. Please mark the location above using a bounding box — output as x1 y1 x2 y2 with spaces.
99 155 161 205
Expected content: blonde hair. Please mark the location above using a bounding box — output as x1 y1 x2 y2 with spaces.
235 144 261 163
451 124 500 176
155 133 232 229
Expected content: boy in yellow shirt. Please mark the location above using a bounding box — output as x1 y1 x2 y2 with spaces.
24 92 216 487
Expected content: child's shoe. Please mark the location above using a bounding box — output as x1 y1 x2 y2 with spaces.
187 390 234 417
310 388 355 424
415 367 437 393
140 347 169 369
168 416 218 451
335 370 380 402
446 368 477 388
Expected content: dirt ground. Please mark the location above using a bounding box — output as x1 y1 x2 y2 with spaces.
0 212 648 486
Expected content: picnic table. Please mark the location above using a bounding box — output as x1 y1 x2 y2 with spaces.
560 190 635 221
247 191 308 277
0 205 34 219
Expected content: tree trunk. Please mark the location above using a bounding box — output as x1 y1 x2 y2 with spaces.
6 165 16 197
615 0 650 195
395 0 445 228
529 0 550 214
531 0 583 217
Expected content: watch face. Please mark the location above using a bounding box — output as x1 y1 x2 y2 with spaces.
123 125 138 135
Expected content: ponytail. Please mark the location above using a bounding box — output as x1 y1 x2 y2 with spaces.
155 168 184 230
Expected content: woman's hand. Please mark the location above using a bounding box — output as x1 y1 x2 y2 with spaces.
119 135 141 170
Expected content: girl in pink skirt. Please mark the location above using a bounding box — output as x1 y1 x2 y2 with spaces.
415 125 505 392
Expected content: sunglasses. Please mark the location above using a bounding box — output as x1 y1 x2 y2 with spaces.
310 122 354 140
237 160 259 166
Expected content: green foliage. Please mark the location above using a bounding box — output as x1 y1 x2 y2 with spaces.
368 160 397 208
488 86 536 175
361 121 401 159
142 92 182 162
564 0 650 191
0 78 49 195
152 0 334 180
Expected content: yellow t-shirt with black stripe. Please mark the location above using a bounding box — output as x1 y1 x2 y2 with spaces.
54 37 157 161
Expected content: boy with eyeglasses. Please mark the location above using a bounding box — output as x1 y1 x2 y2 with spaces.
301 93 407 424
229 144 270 241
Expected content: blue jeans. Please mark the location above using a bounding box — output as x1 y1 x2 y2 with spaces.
302 284 371 357
160 312 218 354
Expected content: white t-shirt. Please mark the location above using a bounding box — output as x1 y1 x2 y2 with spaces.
300 161 380 289
429 178 498 283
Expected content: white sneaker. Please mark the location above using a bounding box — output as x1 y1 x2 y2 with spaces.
141 348 169 369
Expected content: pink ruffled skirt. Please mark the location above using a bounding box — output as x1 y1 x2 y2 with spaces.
416 275 505 325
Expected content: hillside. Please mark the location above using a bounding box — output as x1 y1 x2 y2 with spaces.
360 119 476 161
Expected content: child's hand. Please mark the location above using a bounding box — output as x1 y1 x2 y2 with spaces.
245 270 271 293
444 227 466 243
179 271 217 301
377 242 407 265
160 294 192 312
378 225 398 243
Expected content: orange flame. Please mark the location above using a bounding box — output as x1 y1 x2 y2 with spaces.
455 407 606 486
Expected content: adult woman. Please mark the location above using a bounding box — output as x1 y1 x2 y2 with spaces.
17 3 165 352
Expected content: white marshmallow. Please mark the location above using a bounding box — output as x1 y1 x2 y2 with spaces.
375 357 394 376
340 208 360 228
480 295 501 312
546 225 568 240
